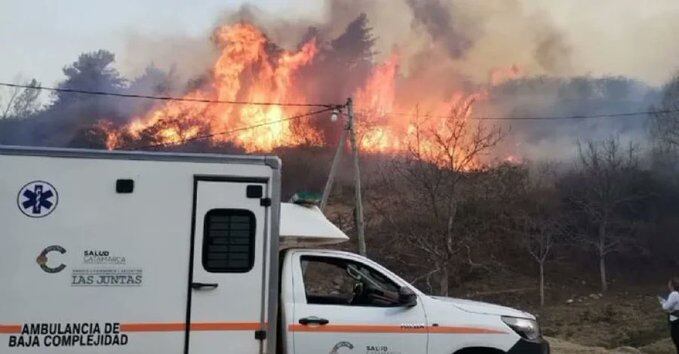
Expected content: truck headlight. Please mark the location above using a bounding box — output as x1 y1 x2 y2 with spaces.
501 316 541 340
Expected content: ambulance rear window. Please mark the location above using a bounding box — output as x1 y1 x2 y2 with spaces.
202 209 256 273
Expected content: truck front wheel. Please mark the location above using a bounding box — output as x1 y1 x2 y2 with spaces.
454 348 505 354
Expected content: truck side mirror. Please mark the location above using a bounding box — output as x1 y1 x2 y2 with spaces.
398 286 417 307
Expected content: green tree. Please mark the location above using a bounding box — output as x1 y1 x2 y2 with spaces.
55 50 125 105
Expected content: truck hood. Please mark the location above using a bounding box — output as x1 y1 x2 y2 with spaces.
431 296 534 319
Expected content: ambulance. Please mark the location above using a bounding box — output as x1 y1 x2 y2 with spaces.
0 145 549 354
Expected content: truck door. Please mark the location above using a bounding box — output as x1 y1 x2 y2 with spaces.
288 252 428 354
187 178 269 354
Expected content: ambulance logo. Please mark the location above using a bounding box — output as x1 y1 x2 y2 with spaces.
18 181 58 218
36 245 67 273
330 342 354 354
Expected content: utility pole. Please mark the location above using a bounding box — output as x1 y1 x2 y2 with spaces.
346 98 367 256
320 124 347 211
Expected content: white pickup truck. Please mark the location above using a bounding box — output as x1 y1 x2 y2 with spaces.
0 146 549 354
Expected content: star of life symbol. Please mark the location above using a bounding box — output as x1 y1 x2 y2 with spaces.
18 181 58 217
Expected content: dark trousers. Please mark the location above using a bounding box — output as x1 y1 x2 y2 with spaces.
672 320 679 353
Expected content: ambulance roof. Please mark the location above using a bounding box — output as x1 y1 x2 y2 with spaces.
279 203 349 248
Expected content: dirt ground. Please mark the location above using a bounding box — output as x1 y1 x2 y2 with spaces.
547 336 675 354
536 292 668 348
449 269 677 353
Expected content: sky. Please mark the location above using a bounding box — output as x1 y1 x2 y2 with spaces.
2 0 679 87
0 0 321 86
536 1 679 86
2 0 679 160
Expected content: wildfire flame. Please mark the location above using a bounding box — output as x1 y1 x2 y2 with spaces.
102 22 515 169
489 64 523 86
105 23 321 151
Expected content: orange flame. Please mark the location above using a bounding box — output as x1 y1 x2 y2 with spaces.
353 53 487 169
103 22 497 169
106 23 321 151
489 64 523 86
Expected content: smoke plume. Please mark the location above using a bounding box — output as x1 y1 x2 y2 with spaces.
0 0 672 162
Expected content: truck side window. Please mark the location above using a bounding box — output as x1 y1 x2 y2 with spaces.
202 209 255 273
300 256 401 307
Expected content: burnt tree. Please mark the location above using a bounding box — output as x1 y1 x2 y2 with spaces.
370 100 504 296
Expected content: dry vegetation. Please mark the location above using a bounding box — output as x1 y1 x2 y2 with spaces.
315 112 679 350
4 45 679 354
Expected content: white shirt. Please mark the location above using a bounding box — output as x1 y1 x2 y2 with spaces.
662 291 679 322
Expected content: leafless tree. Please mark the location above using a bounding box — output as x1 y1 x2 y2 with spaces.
514 163 563 306
566 137 643 293
369 99 504 296
1 87 20 119
2 79 41 119
651 74 679 150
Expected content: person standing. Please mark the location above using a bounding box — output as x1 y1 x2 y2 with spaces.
661 277 679 353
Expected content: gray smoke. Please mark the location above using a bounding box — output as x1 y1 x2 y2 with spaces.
0 0 673 160
477 76 660 161
406 0 474 58
534 30 572 73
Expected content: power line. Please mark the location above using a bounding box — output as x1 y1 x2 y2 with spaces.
5 81 675 121
355 108 678 121
135 106 336 149
0 82 340 108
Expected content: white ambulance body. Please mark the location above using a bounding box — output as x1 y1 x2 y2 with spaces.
0 146 549 354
